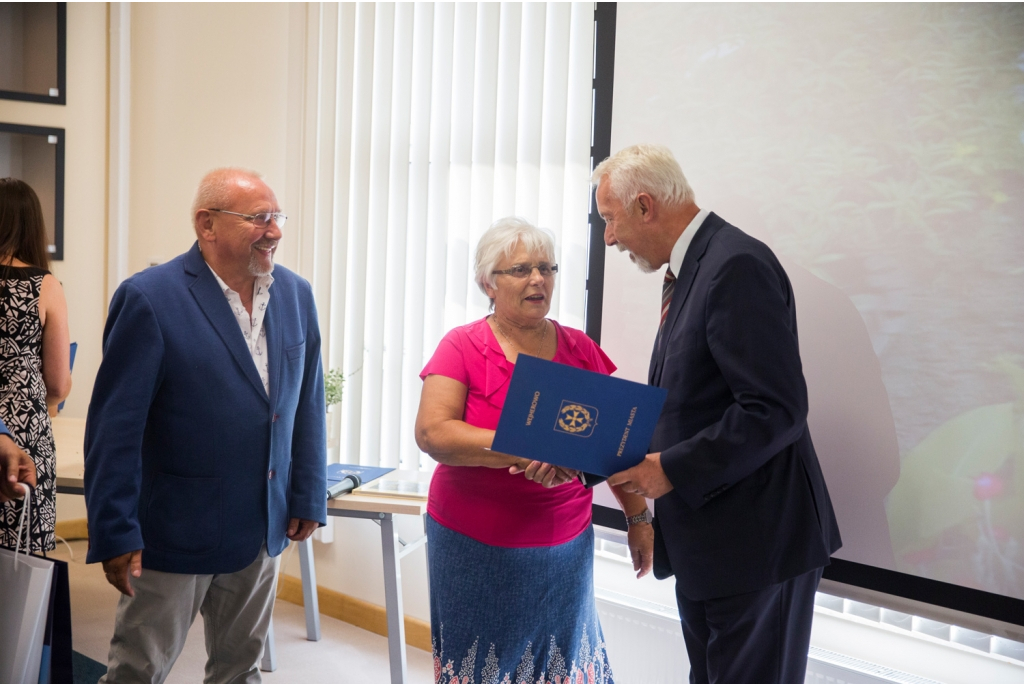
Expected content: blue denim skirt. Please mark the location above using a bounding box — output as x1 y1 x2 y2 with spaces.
426 514 613 684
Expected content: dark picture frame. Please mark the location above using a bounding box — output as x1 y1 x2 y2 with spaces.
0 2 67 106
0 122 66 260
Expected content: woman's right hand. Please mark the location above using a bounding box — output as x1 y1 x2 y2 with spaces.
509 458 579 487
0 435 36 503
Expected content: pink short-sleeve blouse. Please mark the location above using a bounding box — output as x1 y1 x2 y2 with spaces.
420 317 616 548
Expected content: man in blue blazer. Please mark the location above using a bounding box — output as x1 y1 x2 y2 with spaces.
602 145 841 683
84 168 327 683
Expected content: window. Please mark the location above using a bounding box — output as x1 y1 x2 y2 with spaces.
296 3 597 470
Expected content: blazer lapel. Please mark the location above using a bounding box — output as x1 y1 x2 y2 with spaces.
648 335 660 385
265 287 283 411
184 243 269 402
649 213 723 387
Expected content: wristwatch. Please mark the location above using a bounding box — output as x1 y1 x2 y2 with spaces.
625 509 653 528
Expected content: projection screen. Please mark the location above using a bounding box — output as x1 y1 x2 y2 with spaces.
590 2 1024 635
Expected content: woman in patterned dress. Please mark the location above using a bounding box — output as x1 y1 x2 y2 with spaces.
0 178 73 553
415 217 654 684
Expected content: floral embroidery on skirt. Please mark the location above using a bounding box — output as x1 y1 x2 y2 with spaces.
434 626 612 684
426 515 613 684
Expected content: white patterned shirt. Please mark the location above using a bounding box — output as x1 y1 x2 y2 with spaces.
208 265 274 396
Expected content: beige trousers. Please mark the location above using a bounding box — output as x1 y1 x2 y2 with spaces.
101 545 279 684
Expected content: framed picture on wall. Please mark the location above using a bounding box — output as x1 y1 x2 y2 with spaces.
0 2 67 105
0 123 65 260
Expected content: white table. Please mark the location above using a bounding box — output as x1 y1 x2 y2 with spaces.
297 492 428 683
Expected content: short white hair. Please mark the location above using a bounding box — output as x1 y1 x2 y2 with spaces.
191 167 263 230
475 216 556 300
591 144 694 212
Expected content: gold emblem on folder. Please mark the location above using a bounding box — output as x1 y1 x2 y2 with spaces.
554 401 598 437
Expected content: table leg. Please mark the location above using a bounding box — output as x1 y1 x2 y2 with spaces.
260 617 277 672
299 537 322 641
381 513 408 683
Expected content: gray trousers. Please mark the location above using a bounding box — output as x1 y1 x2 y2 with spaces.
102 545 279 684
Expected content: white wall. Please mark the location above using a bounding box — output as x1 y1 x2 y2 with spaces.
126 2 294 274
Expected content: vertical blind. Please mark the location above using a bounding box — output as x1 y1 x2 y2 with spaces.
295 2 596 470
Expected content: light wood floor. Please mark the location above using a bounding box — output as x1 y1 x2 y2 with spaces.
50 539 434 684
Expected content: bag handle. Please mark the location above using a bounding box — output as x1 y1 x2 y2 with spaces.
14 484 32 568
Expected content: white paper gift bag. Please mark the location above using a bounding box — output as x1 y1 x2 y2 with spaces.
0 489 55 684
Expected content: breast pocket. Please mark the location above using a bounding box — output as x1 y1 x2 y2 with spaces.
663 331 722 397
285 341 305 363
663 329 703 368
279 341 307 413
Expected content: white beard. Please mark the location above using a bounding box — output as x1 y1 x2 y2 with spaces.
619 243 657 274
249 248 275 277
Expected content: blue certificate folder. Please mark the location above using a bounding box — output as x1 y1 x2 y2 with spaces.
327 463 394 487
57 342 77 413
492 355 667 477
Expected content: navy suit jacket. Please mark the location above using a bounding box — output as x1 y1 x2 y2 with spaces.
84 243 327 574
650 213 841 601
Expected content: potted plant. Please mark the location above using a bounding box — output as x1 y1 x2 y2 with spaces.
324 368 345 409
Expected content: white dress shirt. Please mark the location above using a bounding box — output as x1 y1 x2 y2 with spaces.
208 265 274 396
668 208 711 276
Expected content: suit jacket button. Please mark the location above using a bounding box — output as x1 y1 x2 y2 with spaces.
268 469 276 480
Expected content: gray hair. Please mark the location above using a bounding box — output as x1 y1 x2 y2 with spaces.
474 216 556 301
591 144 694 213
191 167 263 230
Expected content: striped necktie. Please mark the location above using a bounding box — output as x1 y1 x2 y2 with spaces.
659 267 676 348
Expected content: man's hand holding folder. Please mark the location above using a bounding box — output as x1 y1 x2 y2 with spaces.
606 453 674 499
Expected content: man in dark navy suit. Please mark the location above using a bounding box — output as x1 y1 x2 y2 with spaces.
602 145 841 683
85 169 327 683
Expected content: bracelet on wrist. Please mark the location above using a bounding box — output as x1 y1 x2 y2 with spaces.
625 509 653 528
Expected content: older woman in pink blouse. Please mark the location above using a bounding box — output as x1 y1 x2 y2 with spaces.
416 217 652 684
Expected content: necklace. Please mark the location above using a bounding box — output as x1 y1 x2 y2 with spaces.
493 315 547 355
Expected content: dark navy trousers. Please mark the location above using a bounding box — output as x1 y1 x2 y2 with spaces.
675 566 823 684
